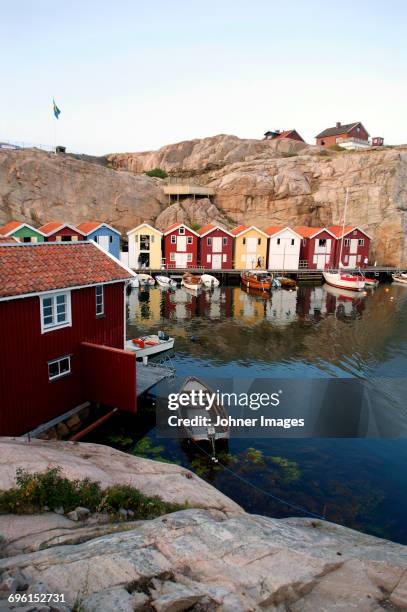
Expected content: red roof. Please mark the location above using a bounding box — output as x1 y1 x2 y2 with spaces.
264 225 285 236
293 226 325 238
0 236 18 243
0 242 134 299
328 225 355 238
163 223 199 237
197 223 216 235
38 221 84 236
76 221 101 233
231 225 249 236
0 221 24 235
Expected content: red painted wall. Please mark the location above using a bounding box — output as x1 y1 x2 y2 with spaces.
0 283 125 435
199 229 233 269
46 227 84 241
333 229 370 267
299 230 336 269
317 124 369 147
164 226 198 268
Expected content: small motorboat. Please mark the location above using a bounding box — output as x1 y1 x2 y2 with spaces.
276 276 296 288
200 274 220 288
182 272 202 292
241 271 273 291
392 273 407 285
323 271 365 292
156 275 177 288
362 277 379 288
177 376 229 446
125 331 175 359
137 273 155 286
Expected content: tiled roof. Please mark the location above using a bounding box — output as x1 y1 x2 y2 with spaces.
0 236 18 243
231 225 249 236
316 122 362 138
197 224 215 235
164 223 183 233
328 225 355 238
38 221 85 236
0 221 24 235
0 242 134 299
274 130 302 140
76 221 101 233
264 225 285 236
293 226 324 238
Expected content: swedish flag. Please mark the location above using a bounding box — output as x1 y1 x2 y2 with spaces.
53 99 61 119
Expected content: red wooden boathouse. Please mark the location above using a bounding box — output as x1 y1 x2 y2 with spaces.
163 223 199 268
329 226 371 268
0 241 136 436
197 224 234 269
294 226 337 270
38 221 85 242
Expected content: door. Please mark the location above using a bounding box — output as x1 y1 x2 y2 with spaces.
247 237 257 253
316 254 327 269
212 237 222 252
98 235 110 252
177 236 187 251
246 254 256 269
348 255 357 268
175 253 188 268
212 254 222 269
350 239 358 254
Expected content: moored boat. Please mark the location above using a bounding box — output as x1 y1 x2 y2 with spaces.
137 273 155 286
182 272 202 291
362 276 379 288
241 271 273 291
323 271 365 292
392 273 407 285
276 276 296 288
200 274 220 288
156 275 177 288
125 331 175 358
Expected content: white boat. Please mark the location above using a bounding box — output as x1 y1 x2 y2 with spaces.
129 277 139 288
137 273 155 286
392 274 407 285
323 271 365 292
200 274 220 288
362 276 379 288
125 333 175 358
156 275 177 288
181 272 202 292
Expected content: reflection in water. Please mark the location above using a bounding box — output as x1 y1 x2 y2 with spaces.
92 283 407 544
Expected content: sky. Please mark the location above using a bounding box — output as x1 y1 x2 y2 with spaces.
1 0 406 155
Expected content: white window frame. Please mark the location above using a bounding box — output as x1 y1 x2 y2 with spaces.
187 253 193 262
96 285 104 316
170 252 176 261
358 238 364 246
207 254 211 263
187 236 193 244
179 227 185 235
40 291 72 333
344 238 351 247
48 355 71 381
171 235 176 244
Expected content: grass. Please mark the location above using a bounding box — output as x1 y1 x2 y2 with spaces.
0 467 185 518
144 167 168 179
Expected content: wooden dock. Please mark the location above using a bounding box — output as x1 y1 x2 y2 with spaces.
137 362 174 396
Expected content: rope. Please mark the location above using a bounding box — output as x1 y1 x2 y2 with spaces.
192 441 326 521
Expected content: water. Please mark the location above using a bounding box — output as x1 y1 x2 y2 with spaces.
88 282 407 544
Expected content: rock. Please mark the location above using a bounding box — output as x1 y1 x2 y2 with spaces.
0 439 242 517
151 585 203 611
66 510 79 521
118 508 128 520
127 510 135 519
53 507 64 515
86 513 110 526
74 507 90 520
155 198 229 231
82 586 141 612
55 423 69 438
65 415 81 430
0 571 18 593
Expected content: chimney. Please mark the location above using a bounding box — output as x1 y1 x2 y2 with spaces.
336 122 341 129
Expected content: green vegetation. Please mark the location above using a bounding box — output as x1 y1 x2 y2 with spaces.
190 222 201 231
281 151 298 158
270 456 301 483
132 436 165 457
244 448 266 465
145 167 168 179
0 467 185 518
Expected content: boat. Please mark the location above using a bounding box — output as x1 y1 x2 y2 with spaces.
156 275 177 288
392 273 407 285
129 277 139 288
177 376 229 445
125 331 174 358
181 272 202 292
362 276 379 288
276 276 296 288
137 273 155 286
241 271 273 291
200 274 220 288
323 189 366 292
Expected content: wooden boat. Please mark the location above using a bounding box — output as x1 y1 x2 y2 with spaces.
200 274 220 288
177 376 229 442
181 272 202 292
276 276 296 288
392 273 407 285
125 332 174 358
137 273 155 286
156 275 177 288
241 271 273 291
323 271 365 292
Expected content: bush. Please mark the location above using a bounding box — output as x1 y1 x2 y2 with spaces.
0 467 184 519
280 151 298 158
190 222 201 231
145 168 168 179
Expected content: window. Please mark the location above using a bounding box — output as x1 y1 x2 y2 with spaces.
291 239 295 246
71 235 78 242
170 252 175 261
344 238 350 247
243 238 246 245
187 236 193 244
23 236 31 243
207 237 212 246
223 237 228 246
258 238 261 245
151 235 155 243
179 227 185 235
109 235 113 243
48 356 71 381
40 291 71 332
207 254 211 263
277 238 281 245
302 239 306 246
358 238 364 246
95 285 104 316
94 236 98 242
187 253 192 262
318 239 327 247
223 253 227 262
62 235 71 242
171 235 176 244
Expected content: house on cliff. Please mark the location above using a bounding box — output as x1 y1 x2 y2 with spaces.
76 222 121 259
163 223 199 268
315 121 370 149
197 224 234 269
39 221 85 242
231 225 268 270
264 129 304 142
0 241 136 436
0 221 45 243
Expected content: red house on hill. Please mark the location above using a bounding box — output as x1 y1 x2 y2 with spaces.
315 122 369 147
328 226 371 268
39 221 85 242
0 242 136 436
163 223 199 268
197 224 234 269
264 129 304 142
294 226 337 270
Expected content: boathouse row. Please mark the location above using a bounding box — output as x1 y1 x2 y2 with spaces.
0 219 371 271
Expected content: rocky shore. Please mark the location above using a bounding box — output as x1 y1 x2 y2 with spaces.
0 438 406 611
